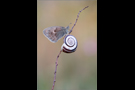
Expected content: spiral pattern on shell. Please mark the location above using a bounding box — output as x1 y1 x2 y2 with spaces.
61 35 78 53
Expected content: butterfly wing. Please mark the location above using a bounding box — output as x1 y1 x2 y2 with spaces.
43 26 57 43
43 26 68 43
55 26 69 41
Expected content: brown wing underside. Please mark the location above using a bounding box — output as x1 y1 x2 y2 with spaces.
43 26 67 43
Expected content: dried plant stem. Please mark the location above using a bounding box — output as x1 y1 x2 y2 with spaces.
69 6 89 34
51 6 89 90
52 50 62 90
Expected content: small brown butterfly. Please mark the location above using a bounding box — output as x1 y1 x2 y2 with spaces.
43 23 71 43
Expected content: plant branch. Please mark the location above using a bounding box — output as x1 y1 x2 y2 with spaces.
52 50 62 90
69 6 89 34
51 6 89 90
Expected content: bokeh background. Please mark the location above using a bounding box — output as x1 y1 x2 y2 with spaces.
37 0 97 90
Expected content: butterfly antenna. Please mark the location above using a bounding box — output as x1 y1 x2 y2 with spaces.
68 23 72 26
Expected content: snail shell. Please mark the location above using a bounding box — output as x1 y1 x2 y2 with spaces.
61 35 78 53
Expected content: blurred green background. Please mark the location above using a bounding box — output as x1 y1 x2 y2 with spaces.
37 0 97 90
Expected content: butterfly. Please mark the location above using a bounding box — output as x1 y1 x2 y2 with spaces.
43 23 71 43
